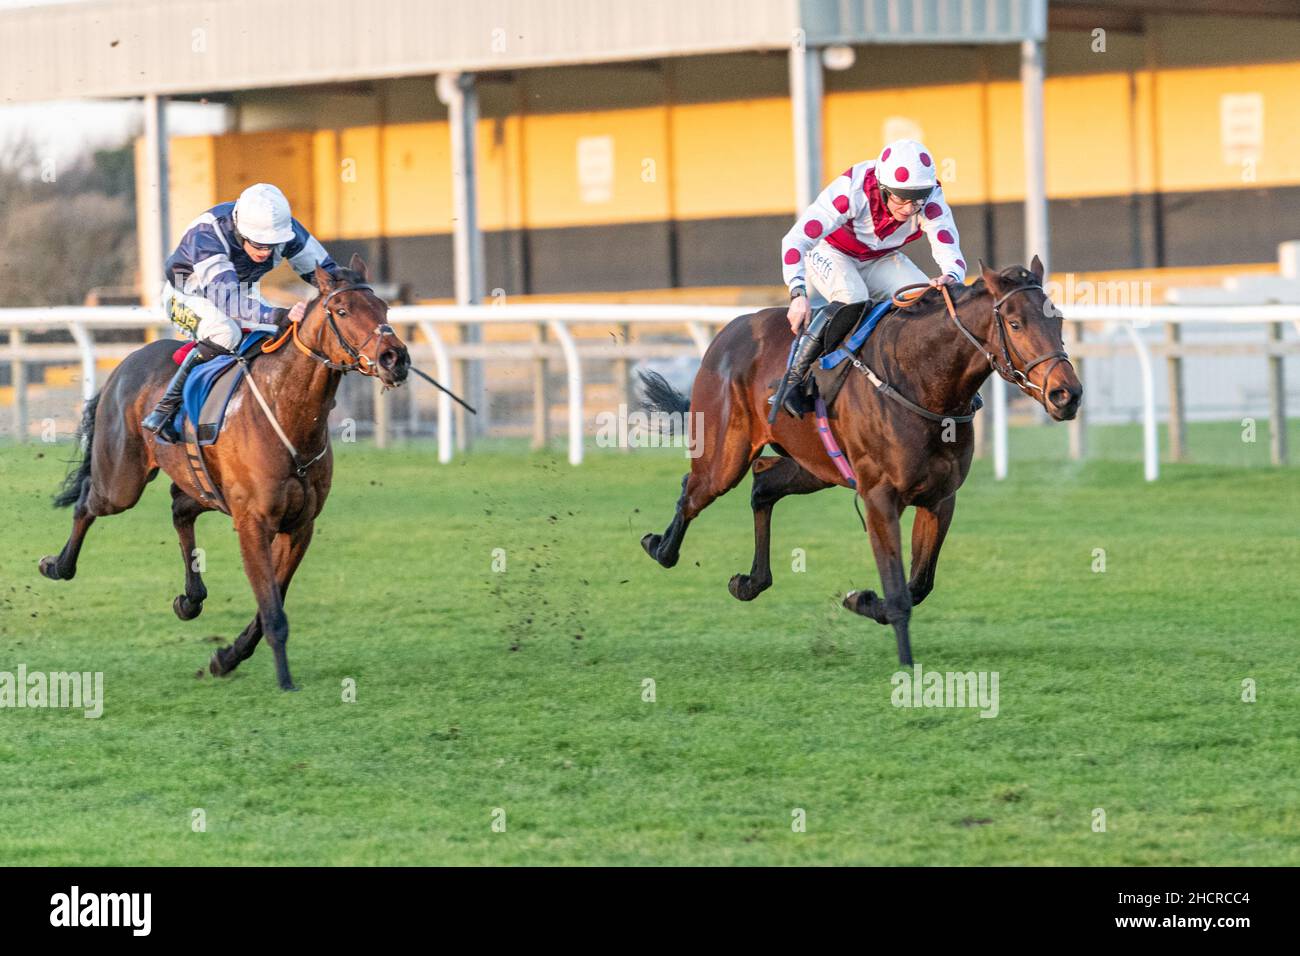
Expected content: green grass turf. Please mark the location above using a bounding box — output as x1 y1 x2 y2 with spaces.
0 422 1297 865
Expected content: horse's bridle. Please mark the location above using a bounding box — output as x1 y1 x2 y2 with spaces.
241 281 399 479
290 282 397 377
844 279 1072 427
940 282 1071 400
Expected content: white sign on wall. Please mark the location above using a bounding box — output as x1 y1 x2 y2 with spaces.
1220 93 1264 165
577 135 614 204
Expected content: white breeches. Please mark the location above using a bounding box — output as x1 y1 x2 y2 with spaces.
804 243 929 309
161 282 275 352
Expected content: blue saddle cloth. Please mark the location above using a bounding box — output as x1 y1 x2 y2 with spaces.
818 300 893 370
170 331 271 444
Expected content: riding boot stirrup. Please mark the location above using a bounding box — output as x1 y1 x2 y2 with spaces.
142 347 207 442
769 300 846 420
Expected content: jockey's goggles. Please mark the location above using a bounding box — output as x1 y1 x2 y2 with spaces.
238 233 277 253
881 184 935 204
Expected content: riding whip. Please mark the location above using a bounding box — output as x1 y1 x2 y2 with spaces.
409 365 478 414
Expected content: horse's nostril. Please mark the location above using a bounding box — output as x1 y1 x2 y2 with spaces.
1050 387 1074 409
379 349 397 370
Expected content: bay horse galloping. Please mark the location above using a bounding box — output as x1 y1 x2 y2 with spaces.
640 257 1081 666
40 256 409 690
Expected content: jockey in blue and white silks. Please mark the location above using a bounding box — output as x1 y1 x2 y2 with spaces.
143 183 342 440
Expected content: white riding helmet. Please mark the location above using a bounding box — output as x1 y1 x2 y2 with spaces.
233 183 295 245
875 139 939 200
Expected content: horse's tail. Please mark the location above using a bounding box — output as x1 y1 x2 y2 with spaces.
637 369 691 417
53 392 100 509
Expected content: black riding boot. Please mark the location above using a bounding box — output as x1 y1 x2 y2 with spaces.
770 301 846 420
142 347 208 442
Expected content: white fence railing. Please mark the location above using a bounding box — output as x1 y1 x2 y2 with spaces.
2 303 1298 480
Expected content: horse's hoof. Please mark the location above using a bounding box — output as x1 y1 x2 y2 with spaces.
640 533 661 559
280 682 299 692
173 594 203 621
641 533 679 568
38 556 64 580
728 573 769 602
843 590 889 625
209 649 232 677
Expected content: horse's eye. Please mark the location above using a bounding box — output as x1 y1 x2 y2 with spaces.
336 309 347 317
1009 321 1021 331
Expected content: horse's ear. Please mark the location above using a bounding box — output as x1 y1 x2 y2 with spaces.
979 259 1002 295
1029 254 1045 282
313 264 337 293
348 253 369 283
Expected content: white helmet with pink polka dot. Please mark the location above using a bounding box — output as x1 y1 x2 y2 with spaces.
876 139 938 200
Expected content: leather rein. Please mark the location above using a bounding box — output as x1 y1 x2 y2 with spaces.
848 280 1070 424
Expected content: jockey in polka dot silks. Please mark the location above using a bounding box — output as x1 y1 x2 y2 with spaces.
141 182 343 441
771 138 967 418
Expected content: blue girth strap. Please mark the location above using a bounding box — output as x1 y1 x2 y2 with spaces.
819 299 893 371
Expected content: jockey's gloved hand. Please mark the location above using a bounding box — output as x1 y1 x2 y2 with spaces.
268 307 292 332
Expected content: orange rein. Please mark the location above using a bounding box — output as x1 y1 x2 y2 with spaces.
260 322 294 354
891 281 958 319
258 312 378 376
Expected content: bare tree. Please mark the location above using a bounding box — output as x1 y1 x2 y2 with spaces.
0 130 138 306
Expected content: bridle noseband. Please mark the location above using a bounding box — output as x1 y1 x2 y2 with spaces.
291 282 397 377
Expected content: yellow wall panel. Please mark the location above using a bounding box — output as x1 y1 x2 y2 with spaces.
1131 70 1158 196
1044 73 1136 198
984 81 1025 203
669 98 793 218
310 129 341 239
478 114 525 231
969 74 1150 202
212 130 315 219
381 122 450 236
1154 62 1300 191
312 118 522 239
520 108 671 228
165 135 217 238
824 85 988 205
333 126 381 238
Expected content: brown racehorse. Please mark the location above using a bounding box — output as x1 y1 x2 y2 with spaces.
40 255 409 690
640 257 1081 666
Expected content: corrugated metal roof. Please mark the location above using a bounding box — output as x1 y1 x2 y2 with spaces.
0 0 1044 103
803 0 1047 45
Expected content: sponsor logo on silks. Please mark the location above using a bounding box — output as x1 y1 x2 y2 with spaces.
49 886 151 937
809 251 834 280
890 663 999 718
0 666 103 718
169 300 201 334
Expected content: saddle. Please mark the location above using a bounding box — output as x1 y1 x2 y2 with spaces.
806 299 894 414
166 331 272 446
